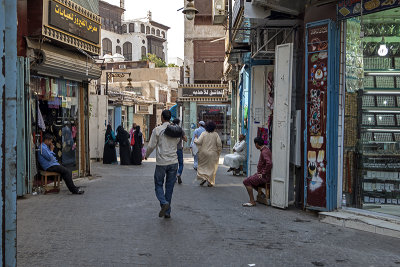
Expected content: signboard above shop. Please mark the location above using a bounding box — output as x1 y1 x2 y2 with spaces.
338 0 400 20
49 0 100 44
181 87 225 97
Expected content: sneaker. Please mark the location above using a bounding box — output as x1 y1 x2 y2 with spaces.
177 175 182 184
164 214 171 219
159 203 170 217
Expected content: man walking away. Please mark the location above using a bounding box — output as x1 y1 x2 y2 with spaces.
38 133 84 194
190 121 206 170
145 110 180 219
173 118 187 184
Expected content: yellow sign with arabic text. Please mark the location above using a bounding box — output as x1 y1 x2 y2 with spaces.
49 0 100 44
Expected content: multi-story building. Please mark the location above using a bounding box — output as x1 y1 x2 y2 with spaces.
99 1 169 62
179 0 229 149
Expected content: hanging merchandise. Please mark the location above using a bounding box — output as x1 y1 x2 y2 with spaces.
267 71 274 110
51 78 58 97
45 78 51 99
37 105 46 131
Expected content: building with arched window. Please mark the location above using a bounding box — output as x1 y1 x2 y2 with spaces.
102 38 112 55
99 1 169 62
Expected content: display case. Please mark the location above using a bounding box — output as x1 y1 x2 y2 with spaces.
358 61 400 207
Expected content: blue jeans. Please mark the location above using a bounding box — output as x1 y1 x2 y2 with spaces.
154 163 178 215
177 149 184 175
193 154 198 169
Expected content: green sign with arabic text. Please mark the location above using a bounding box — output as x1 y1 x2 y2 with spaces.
48 0 100 44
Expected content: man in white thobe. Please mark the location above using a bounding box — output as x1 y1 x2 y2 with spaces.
224 134 247 174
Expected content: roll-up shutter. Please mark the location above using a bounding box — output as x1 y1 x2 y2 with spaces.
27 39 101 81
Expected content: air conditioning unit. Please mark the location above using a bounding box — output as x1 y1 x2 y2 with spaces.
212 0 226 25
119 64 126 69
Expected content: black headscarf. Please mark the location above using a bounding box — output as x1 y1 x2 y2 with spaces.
106 125 112 136
134 125 141 138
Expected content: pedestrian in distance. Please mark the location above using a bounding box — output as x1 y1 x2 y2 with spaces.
131 125 144 165
129 122 137 144
173 118 187 184
242 137 272 207
38 133 84 194
224 134 247 175
145 110 181 219
116 125 131 165
194 121 222 187
190 121 206 170
103 124 117 164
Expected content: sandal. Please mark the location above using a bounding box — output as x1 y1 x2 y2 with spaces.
242 202 256 207
207 183 214 187
200 179 207 186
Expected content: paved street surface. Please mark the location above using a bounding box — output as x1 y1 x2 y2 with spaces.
18 154 400 267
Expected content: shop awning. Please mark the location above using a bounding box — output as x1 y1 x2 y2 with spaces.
26 38 101 81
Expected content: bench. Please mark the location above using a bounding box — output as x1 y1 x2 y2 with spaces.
40 171 61 194
256 182 270 205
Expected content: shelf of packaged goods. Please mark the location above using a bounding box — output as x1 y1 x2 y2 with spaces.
364 70 400 76
363 177 400 182
362 167 400 171
362 153 400 157
363 36 400 42
363 89 400 95
361 107 400 111
362 190 400 194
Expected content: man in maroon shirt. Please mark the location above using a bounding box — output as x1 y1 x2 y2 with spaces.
242 137 272 207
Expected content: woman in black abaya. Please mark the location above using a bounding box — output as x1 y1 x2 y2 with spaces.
131 125 143 165
116 125 131 165
103 125 117 164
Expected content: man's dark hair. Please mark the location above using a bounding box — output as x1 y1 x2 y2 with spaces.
205 121 216 132
162 110 172 121
254 137 264 146
44 133 54 141
172 118 180 125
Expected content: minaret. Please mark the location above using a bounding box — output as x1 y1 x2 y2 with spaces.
120 0 125 20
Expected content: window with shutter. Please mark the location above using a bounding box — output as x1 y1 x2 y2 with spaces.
102 38 112 55
123 42 132 61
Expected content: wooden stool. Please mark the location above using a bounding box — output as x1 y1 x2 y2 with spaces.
256 183 270 205
40 171 61 194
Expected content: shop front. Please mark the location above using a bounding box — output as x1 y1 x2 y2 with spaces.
17 0 101 195
178 84 230 148
338 1 400 217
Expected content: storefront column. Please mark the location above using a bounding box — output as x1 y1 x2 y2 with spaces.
189 101 197 141
182 102 190 148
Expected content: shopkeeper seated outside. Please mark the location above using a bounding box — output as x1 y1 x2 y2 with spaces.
38 133 84 195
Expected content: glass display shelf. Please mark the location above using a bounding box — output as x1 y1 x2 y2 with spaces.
364 70 400 75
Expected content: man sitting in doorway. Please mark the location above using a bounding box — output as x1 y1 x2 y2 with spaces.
223 134 246 175
242 137 272 207
37 133 84 194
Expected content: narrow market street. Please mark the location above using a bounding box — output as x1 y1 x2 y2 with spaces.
17 154 400 267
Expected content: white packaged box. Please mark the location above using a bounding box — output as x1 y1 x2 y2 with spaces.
387 199 392 204
380 198 386 204
392 199 398 205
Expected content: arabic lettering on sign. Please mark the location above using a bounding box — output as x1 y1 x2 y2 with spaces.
182 88 224 97
54 4 98 33
49 0 100 44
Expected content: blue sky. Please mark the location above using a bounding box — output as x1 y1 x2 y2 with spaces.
103 0 184 61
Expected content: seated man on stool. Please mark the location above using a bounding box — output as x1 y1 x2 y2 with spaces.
242 137 272 207
38 133 84 195
223 134 246 175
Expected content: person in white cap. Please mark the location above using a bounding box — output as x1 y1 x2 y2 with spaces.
190 121 206 170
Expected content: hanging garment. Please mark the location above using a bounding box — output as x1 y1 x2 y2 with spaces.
37 106 46 131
